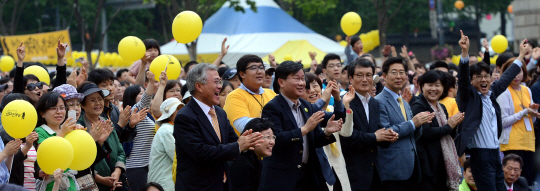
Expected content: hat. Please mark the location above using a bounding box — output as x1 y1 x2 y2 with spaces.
223 68 238 81
183 91 192 101
156 98 184 122
78 83 110 98
263 63 275 73
53 84 84 101
0 84 7 91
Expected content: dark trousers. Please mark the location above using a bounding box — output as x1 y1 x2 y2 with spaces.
382 159 420 191
503 150 535 186
470 148 506 191
125 166 148 191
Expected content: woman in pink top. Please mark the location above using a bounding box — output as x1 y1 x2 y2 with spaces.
21 143 37 190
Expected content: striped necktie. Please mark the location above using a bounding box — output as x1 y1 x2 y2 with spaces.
208 107 226 182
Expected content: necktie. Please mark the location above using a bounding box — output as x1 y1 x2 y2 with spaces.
209 108 226 182
397 97 407 121
329 143 340 157
509 189 513 191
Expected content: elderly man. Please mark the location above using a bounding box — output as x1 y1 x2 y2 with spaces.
502 154 530 191
174 63 263 191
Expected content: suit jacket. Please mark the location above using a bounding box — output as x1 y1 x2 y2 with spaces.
340 93 386 190
173 100 240 191
259 94 344 191
230 151 261 191
411 94 456 185
512 177 531 191
375 88 421 181
454 58 522 156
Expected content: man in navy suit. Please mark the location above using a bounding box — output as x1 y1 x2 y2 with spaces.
341 57 398 191
454 31 528 191
375 57 434 191
173 63 263 191
260 61 345 191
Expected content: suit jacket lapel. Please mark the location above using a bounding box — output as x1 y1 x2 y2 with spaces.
351 95 369 128
368 99 379 131
278 95 299 129
383 90 405 121
190 101 221 144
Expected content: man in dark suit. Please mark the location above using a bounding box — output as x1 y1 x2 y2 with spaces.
341 57 398 191
174 63 263 191
454 30 529 191
502 154 532 191
375 57 434 191
260 61 345 191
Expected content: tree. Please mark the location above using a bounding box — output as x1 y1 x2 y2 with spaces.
72 0 128 69
372 0 405 55
151 0 256 61
0 0 34 35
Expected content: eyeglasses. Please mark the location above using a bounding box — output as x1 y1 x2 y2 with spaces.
262 135 276 140
354 73 373 79
67 102 81 108
212 79 223 86
287 76 305 83
473 75 491 80
246 65 265 71
26 82 45 91
48 106 66 112
265 71 274 76
389 71 406 77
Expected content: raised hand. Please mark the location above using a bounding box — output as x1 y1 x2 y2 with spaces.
400 46 409 60
98 120 113 145
459 30 470 57
89 122 102 142
346 36 351 45
237 129 263 152
324 115 343 135
402 88 412 103
382 45 392 57
482 38 489 51
159 71 168 86
309 52 317 61
321 81 333 103
56 39 68 59
268 54 277 67
342 85 355 109
129 107 148 128
448 112 465 129
76 66 88 86
518 39 529 62
220 37 229 57
118 105 132 127
59 117 77 137
147 71 156 83
331 80 341 101
53 168 63 182
16 42 25 63
25 132 38 146
3 139 22 155
390 46 397 57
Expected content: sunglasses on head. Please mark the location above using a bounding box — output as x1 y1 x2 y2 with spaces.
26 82 45 91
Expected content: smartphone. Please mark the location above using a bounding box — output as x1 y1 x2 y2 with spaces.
68 110 76 122
75 57 84 63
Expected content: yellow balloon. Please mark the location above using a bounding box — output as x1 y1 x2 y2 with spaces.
1 100 37 139
172 11 203 44
0 56 15 72
37 136 74 174
491 35 508 54
340 12 362 36
118 36 146 63
339 40 348 47
283 55 293 61
149 55 182 81
23 65 50 85
64 130 97 170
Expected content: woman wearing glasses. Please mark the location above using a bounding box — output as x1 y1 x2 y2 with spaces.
496 58 539 186
34 92 82 190
148 97 184 191
230 118 276 191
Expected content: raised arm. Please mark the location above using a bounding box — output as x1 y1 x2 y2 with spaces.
53 39 68 89
151 72 168 119
492 39 528 97
135 55 150 86
212 37 229 67
400 46 415 73
14 42 25 94
457 30 472 104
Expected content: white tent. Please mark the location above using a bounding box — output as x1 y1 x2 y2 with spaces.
160 0 345 66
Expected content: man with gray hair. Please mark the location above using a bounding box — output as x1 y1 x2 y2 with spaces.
173 63 264 191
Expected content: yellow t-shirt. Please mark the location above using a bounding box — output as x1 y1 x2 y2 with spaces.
223 88 276 135
440 97 459 117
500 86 535 152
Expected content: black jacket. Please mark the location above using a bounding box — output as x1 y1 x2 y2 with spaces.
340 93 386 190
455 58 522 156
411 94 456 188
230 151 261 191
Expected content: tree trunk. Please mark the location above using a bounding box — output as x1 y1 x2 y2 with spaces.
500 9 506 36
187 40 197 61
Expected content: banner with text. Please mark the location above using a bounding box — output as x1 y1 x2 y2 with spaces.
1 30 72 62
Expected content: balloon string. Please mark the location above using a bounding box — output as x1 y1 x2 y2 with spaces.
164 42 179 72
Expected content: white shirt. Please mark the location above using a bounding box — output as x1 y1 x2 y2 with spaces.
496 87 536 144
504 181 513 191
355 92 371 123
193 97 214 124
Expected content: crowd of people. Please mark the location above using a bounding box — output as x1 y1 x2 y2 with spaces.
0 30 539 191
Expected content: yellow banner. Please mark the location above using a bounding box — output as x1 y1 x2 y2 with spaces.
1 30 72 62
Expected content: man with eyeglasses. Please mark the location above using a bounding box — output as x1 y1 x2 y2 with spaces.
223 55 277 135
321 53 346 106
502 154 529 191
454 30 529 191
